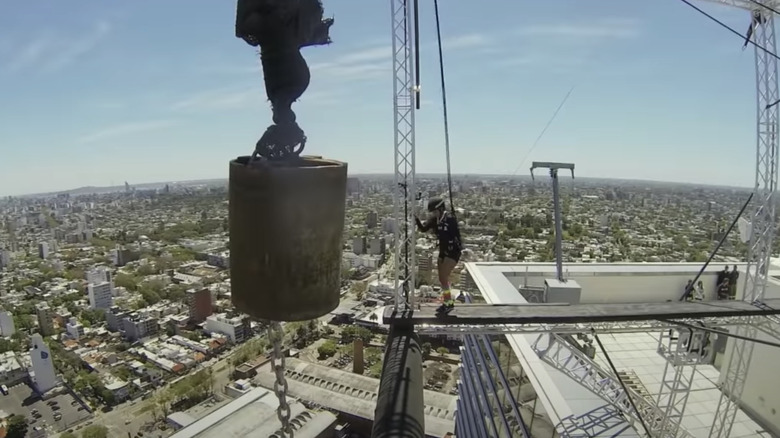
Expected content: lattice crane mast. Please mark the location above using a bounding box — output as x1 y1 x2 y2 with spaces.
390 0 418 311
697 1 780 437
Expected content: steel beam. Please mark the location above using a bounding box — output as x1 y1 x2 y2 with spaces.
372 324 425 438
456 377 484 438
474 335 531 437
462 295 531 437
462 338 501 436
412 315 770 336
384 299 780 326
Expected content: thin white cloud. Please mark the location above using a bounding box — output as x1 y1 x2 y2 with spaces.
170 86 264 112
170 85 341 114
442 33 493 50
335 46 390 64
6 38 49 73
301 89 342 106
518 18 641 39
309 33 493 81
45 21 112 72
4 21 111 74
77 120 176 144
90 100 126 110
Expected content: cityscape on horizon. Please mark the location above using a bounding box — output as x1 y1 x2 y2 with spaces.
1 173 756 199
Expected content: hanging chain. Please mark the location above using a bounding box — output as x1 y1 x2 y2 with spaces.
268 321 293 437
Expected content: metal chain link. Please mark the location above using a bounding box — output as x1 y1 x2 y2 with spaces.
268 321 293 437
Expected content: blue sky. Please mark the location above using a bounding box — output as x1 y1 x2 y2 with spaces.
0 0 766 196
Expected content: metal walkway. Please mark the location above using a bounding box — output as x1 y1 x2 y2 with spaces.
384 299 780 326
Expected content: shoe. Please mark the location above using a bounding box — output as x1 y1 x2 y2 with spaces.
436 303 454 314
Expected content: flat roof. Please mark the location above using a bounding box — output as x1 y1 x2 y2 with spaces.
169 386 336 438
255 357 456 437
464 262 766 438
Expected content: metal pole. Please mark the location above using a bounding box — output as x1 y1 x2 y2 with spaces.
551 169 564 282
530 161 574 282
372 322 425 438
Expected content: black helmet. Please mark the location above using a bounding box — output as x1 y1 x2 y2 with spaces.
427 197 445 212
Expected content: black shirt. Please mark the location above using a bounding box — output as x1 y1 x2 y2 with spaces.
729 270 739 285
416 211 462 257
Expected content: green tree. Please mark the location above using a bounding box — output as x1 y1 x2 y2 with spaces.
114 273 138 291
350 281 367 301
421 342 432 357
5 415 28 438
81 424 109 438
318 340 337 359
436 347 449 356
340 326 373 344
368 362 384 378
80 308 105 326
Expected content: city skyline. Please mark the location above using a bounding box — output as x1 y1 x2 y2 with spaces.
0 172 755 198
0 0 765 195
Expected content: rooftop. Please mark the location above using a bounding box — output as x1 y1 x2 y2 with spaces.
465 261 776 438
255 357 456 437
169 386 336 438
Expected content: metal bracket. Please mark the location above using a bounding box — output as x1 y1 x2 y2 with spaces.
530 161 575 181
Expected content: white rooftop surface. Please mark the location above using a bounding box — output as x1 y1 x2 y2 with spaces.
594 332 760 437
255 357 457 437
169 386 336 438
466 262 770 438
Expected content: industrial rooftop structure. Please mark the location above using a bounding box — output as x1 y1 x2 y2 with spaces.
168 386 336 438
448 262 780 437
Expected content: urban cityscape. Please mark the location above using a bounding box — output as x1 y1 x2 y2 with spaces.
3 0 780 435
0 175 762 438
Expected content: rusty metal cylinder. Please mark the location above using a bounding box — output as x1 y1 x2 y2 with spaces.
229 155 347 322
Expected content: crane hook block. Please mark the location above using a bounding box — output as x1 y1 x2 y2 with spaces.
229 155 348 322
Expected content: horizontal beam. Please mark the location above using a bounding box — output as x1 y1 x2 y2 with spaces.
384 299 780 326
412 316 757 336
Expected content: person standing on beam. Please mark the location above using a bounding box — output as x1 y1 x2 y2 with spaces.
416 198 463 314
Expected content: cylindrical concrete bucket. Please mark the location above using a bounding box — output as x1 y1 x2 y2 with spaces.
229 155 347 321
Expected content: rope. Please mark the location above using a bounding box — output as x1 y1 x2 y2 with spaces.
413 0 421 109
433 0 455 215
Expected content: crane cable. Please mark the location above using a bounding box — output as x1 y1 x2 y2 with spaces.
433 0 455 215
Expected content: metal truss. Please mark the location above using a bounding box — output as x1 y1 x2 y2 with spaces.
414 315 765 336
532 333 696 438
711 9 780 438
655 328 710 437
557 405 634 437
697 0 780 11
390 0 417 311
754 313 780 339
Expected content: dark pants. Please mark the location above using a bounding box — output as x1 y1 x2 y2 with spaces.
718 284 730 300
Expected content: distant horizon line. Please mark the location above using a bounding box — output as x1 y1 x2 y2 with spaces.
5 173 753 198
